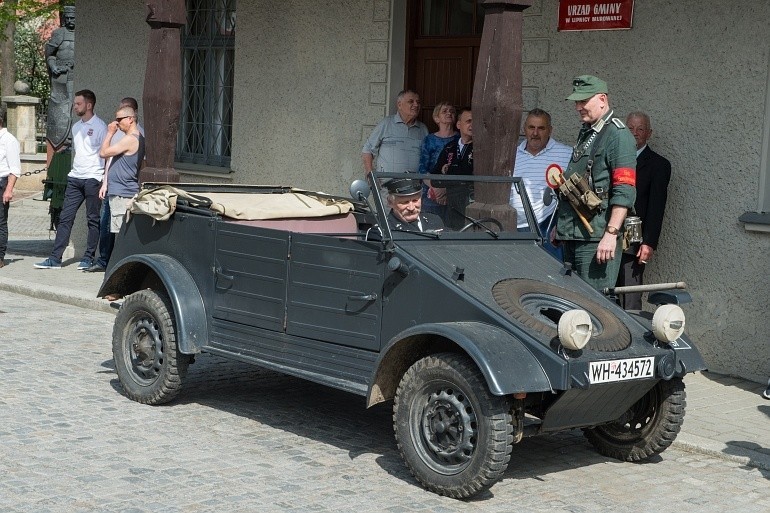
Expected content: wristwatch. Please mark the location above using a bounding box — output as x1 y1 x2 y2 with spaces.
605 225 620 236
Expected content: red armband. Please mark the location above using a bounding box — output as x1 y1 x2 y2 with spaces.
611 167 636 186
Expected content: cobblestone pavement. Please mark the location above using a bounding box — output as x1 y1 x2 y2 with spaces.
2 292 769 513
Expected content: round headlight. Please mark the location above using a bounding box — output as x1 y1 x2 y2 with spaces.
652 304 686 343
558 309 592 351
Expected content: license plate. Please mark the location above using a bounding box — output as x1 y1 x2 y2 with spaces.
589 357 655 384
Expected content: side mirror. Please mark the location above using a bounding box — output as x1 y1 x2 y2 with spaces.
350 179 371 201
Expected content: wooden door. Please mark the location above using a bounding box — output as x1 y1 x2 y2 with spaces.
406 0 484 131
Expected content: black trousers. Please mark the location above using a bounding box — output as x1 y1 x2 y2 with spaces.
0 176 8 260
617 247 645 310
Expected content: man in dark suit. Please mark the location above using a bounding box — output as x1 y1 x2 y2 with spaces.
384 178 444 233
616 111 671 309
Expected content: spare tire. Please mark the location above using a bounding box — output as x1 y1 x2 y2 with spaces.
492 279 631 352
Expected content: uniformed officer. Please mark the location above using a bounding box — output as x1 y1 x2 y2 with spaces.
554 75 637 291
384 178 444 233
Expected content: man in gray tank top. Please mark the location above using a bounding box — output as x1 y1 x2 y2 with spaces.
97 105 145 242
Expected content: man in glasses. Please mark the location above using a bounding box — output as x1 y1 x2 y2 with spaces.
35 89 107 270
96 106 145 246
86 98 145 273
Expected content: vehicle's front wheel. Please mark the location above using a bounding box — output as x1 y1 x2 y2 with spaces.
583 377 686 461
112 289 189 405
393 353 513 499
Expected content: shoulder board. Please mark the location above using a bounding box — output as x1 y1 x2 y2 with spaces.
611 118 626 128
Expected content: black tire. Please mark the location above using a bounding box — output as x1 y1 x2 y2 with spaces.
583 377 686 461
492 278 631 351
112 289 189 405
393 353 513 499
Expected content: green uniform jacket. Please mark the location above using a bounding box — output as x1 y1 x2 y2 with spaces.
556 110 637 241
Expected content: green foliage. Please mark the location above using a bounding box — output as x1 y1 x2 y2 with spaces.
14 18 50 108
0 1 68 29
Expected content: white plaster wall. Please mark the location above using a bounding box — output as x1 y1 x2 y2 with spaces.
522 0 770 381
231 0 392 195
74 0 149 122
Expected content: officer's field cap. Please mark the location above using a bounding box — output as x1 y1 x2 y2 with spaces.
384 178 422 196
566 75 609 101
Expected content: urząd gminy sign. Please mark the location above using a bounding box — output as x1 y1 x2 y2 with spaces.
558 0 635 31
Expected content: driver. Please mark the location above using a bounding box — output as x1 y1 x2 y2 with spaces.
384 178 444 233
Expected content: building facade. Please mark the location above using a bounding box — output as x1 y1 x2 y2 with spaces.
76 0 770 382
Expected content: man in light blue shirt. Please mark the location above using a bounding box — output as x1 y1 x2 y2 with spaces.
362 90 428 176
510 108 571 259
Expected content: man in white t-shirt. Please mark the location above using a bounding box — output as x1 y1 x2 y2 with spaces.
35 89 107 269
0 111 22 268
510 108 571 259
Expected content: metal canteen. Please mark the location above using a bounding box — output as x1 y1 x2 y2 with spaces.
624 216 643 244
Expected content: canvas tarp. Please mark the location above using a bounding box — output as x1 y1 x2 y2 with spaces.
129 185 353 221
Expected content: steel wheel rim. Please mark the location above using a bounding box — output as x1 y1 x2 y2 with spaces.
601 387 659 441
411 381 477 475
125 311 164 385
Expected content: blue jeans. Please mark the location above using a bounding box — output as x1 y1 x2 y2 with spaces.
50 177 102 262
96 199 114 267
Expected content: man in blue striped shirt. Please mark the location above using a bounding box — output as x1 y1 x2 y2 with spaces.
510 108 571 259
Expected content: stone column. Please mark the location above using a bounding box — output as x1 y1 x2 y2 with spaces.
2 94 41 154
466 0 532 230
141 0 186 184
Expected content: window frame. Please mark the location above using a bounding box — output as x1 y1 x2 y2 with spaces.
175 0 236 171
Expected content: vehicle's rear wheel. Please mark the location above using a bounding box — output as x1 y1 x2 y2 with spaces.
112 289 189 405
583 377 686 461
393 353 512 499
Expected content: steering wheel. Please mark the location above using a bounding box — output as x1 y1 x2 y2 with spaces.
459 217 504 232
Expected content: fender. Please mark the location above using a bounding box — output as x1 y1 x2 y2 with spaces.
626 311 708 376
367 321 553 407
98 254 207 354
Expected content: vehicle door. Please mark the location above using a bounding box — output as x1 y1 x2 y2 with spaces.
286 234 387 351
211 221 289 332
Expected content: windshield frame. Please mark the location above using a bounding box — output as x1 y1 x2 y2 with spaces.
367 171 543 242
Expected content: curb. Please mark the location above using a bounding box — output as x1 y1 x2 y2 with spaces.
0 275 117 315
673 433 770 471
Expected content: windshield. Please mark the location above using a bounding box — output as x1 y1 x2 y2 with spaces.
359 172 552 241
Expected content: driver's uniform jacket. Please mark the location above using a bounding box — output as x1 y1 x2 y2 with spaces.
556 110 637 241
387 210 444 232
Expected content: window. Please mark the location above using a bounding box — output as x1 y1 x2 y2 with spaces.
421 0 484 37
177 0 236 169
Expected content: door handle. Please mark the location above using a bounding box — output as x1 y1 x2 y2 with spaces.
215 267 234 289
347 294 377 302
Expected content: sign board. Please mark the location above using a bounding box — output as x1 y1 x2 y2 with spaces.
558 0 635 31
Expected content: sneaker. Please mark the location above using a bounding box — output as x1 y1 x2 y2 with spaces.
34 258 62 269
763 385 770 400
85 263 106 273
77 259 93 271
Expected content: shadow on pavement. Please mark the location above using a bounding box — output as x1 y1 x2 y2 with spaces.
100 351 653 498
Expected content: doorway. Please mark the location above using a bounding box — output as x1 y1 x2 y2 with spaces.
405 0 484 131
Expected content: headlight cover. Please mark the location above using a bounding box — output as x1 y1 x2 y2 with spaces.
652 304 686 343
558 309 592 351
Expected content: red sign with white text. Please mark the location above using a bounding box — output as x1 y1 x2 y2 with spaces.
558 0 634 31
